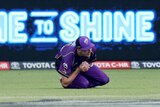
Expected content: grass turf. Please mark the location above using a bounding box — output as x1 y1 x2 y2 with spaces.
0 69 160 102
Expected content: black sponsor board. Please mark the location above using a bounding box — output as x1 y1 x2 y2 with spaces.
10 62 21 70
131 61 160 69
131 61 141 69
10 62 55 70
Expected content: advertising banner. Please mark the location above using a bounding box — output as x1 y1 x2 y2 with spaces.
0 61 10 70
131 61 141 69
93 61 131 69
141 61 160 69
0 1 159 61
131 61 160 69
10 62 55 70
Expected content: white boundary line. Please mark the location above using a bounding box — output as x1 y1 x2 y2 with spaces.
0 94 160 99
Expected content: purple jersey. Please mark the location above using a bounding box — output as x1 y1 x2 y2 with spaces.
55 36 109 88
55 41 96 77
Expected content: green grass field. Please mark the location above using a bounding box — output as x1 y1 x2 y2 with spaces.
0 69 160 102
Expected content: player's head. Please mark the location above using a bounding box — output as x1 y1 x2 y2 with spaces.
76 36 94 57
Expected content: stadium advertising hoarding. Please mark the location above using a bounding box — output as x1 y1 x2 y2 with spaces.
11 61 131 70
0 61 10 70
94 61 160 69
93 61 131 69
2 61 160 70
0 1 159 61
10 62 55 70
131 61 160 69
0 11 155 44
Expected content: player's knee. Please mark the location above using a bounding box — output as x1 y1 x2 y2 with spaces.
80 80 90 88
101 76 110 85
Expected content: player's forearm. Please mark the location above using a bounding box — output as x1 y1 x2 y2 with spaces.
61 67 81 87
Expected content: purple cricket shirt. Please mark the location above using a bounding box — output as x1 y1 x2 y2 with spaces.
55 41 96 77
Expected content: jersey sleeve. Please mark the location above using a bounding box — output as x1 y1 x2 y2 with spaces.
55 42 77 77
57 59 72 78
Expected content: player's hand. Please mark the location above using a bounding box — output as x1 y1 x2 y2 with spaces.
79 61 90 72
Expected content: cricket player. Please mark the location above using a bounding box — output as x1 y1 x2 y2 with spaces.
55 36 110 88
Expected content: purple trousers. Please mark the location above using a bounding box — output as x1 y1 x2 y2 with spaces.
64 65 110 89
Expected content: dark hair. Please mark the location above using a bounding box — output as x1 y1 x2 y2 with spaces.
75 37 81 47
